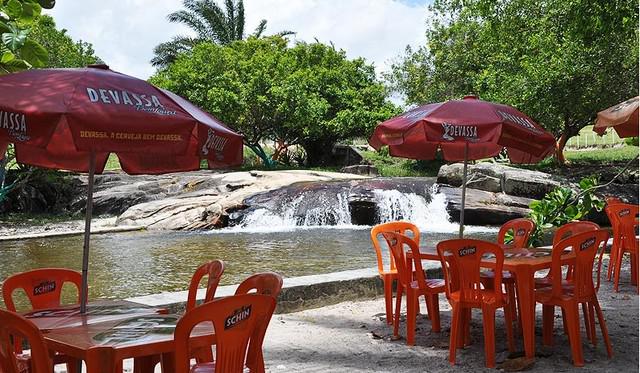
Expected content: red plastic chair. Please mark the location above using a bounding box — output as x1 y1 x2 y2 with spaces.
2 268 82 373
135 260 225 373
604 198 623 281
186 260 225 311
483 218 535 332
381 231 444 345
370 221 420 325
174 294 277 373
0 309 52 373
437 239 515 368
535 230 613 366
606 204 639 292
235 272 283 373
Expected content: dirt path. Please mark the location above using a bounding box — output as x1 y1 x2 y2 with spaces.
263 262 639 372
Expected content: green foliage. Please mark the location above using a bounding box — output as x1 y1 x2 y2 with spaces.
360 150 442 177
151 37 397 167
0 0 50 73
625 137 639 146
152 0 293 68
527 176 605 245
30 15 99 67
387 0 638 148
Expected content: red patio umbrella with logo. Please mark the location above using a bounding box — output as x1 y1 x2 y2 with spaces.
593 96 639 138
369 95 556 237
0 64 243 312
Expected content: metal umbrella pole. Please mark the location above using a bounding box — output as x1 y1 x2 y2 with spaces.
80 151 96 314
458 142 469 238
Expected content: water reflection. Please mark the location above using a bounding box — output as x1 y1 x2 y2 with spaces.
0 228 496 306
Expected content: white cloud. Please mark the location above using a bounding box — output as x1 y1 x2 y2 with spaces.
46 0 430 79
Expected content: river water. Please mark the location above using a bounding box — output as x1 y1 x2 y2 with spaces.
0 187 497 309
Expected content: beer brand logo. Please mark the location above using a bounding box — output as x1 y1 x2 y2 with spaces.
442 123 478 141
33 281 56 296
497 110 543 134
86 87 177 116
579 237 596 251
619 209 630 217
516 228 526 236
224 305 252 330
458 246 476 257
1 110 29 141
201 129 228 157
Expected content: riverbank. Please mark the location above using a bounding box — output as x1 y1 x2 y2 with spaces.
0 217 144 241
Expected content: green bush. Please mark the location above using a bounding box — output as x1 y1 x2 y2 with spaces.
625 137 639 146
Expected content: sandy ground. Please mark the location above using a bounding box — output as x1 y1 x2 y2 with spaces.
263 260 639 372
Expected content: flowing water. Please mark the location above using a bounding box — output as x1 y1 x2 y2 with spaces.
0 187 496 309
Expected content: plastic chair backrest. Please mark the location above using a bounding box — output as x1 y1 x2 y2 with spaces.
2 268 81 312
553 221 600 246
381 232 429 293
607 204 640 259
370 221 420 274
550 230 610 299
497 218 535 248
234 272 283 372
174 294 276 373
436 239 504 304
0 309 52 373
186 260 225 312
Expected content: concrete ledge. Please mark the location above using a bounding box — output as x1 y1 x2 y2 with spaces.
127 263 444 314
0 225 145 242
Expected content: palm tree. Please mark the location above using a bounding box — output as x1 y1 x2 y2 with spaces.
152 0 293 68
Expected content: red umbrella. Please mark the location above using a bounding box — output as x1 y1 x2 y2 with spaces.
0 64 243 312
593 96 639 138
369 95 556 237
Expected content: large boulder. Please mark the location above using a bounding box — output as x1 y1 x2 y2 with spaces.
502 169 564 199
438 186 534 225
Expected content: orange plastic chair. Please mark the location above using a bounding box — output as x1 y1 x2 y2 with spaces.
437 239 515 368
2 268 82 373
381 231 444 346
0 309 53 373
235 272 283 373
186 260 226 311
535 230 613 366
134 260 226 373
174 294 277 373
604 198 623 281
606 204 639 292
483 218 535 331
370 221 420 325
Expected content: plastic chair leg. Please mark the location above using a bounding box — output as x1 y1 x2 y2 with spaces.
564 304 584 367
383 276 393 325
593 300 613 358
585 303 597 346
631 252 639 286
448 305 461 366
581 302 592 344
406 290 417 346
481 306 497 368
393 285 403 338
429 294 441 332
542 305 555 346
613 250 624 292
65 358 80 373
561 308 569 335
504 303 515 352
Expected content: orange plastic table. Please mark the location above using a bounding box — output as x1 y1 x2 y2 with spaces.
41 313 215 373
409 247 574 359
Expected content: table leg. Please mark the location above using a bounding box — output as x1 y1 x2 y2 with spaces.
85 346 116 373
515 266 536 359
161 352 176 373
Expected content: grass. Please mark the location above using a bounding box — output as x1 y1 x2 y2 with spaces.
104 154 121 170
565 126 625 149
360 150 442 177
565 145 639 163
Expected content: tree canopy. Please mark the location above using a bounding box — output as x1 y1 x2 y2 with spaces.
150 36 397 167
152 0 293 68
30 15 100 67
387 0 638 162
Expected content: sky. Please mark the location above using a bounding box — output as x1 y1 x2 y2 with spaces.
45 0 432 80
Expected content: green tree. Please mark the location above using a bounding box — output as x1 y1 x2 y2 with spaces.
387 0 638 164
30 15 100 68
0 0 52 73
150 37 397 167
152 0 293 68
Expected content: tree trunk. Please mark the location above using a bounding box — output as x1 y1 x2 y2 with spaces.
301 139 337 167
555 132 569 165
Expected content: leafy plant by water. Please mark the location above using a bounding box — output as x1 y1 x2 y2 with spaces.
527 176 604 246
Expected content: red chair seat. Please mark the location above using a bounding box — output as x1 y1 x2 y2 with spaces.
480 270 515 282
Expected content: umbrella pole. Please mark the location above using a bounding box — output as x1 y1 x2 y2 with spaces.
80 151 96 314
459 143 469 238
